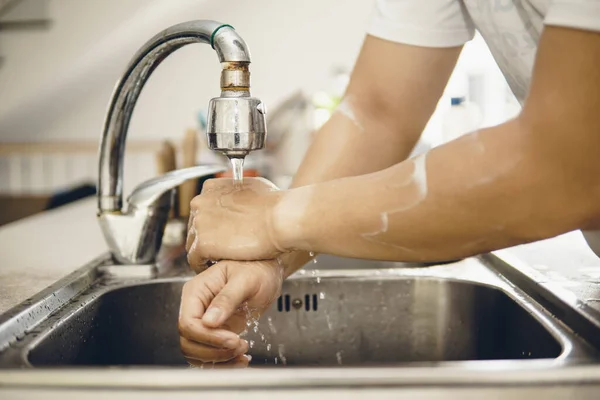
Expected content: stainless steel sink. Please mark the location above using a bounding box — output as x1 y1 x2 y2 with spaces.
0 256 596 369
250 275 563 366
28 277 559 367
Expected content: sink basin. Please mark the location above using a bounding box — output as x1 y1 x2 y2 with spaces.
0 256 595 370
28 275 561 367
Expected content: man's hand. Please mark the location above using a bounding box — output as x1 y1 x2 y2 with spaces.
179 259 283 366
186 177 283 264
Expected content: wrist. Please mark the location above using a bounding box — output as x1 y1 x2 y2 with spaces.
270 186 314 252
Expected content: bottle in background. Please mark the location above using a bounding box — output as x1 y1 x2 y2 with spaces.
441 97 482 144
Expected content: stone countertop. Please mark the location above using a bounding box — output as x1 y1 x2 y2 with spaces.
0 198 106 314
493 230 600 337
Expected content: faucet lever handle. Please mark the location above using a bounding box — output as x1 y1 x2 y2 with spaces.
127 165 227 210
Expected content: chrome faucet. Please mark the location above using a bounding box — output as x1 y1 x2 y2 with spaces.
97 20 267 265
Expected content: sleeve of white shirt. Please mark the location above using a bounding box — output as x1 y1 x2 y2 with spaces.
367 0 476 48
544 0 600 32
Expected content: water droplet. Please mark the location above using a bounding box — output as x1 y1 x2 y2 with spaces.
326 313 333 331
319 292 325 299
309 251 315 257
316 277 321 283
278 344 287 365
249 340 255 348
267 317 277 334
267 343 272 351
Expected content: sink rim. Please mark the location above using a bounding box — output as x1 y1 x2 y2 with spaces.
1 361 600 390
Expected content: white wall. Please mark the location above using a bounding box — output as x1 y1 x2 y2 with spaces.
0 0 373 142
0 0 518 195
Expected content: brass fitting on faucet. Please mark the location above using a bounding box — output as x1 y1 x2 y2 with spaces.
206 61 267 159
220 61 250 92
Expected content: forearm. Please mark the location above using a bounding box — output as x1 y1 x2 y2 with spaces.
293 38 461 187
274 118 600 262
279 38 461 274
279 97 424 276
291 97 418 187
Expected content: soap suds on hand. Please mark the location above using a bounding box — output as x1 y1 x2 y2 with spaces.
359 154 429 257
387 153 428 215
362 212 389 237
336 96 364 132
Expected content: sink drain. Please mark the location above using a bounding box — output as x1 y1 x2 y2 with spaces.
277 294 318 312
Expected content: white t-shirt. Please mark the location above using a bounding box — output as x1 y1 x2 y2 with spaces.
367 0 600 256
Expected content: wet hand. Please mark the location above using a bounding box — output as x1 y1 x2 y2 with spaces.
186 177 284 264
179 259 283 365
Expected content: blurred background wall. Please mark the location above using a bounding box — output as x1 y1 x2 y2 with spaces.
0 0 372 142
0 0 519 221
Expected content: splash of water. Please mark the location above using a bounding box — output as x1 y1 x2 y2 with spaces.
241 302 277 363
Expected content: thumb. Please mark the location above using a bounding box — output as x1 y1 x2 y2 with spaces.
202 263 255 328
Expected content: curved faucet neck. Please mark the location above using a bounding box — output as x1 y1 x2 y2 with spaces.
98 20 252 213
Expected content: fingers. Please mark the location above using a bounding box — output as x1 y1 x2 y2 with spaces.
178 317 241 349
186 210 209 273
178 259 283 364
201 178 234 194
242 177 279 191
180 269 224 321
187 251 208 274
218 311 250 335
185 212 195 251
189 263 207 275
186 234 209 274
179 267 245 352
201 177 277 194
187 248 208 273
180 336 248 363
202 262 257 328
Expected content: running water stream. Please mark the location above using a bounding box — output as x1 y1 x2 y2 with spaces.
230 157 244 188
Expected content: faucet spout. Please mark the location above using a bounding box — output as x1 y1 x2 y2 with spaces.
97 20 266 264
99 20 263 213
